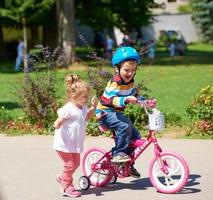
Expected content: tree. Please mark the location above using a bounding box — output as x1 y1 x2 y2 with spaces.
0 0 56 48
56 0 75 64
76 0 156 33
191 0 213 42
0 0 5 59
0 0 54 27
0 0 76 64
1 0 157 63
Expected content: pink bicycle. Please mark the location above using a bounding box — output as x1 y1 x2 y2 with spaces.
79 101 189 194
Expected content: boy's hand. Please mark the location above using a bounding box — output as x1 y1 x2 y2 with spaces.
145 99 157 108
125 96 137 104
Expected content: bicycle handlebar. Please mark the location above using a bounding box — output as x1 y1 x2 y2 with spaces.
137 100 150 116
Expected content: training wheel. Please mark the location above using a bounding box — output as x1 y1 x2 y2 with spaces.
78 176 91 190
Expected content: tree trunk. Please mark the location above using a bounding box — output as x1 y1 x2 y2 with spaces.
31 26 39 47
0 0 6 59
43 25 58 50
0 23 5 59
56 0 75 64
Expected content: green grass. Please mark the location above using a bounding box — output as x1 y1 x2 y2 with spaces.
0 43 213 123
0 70 88 119
135 65 213 121
0 65 212 122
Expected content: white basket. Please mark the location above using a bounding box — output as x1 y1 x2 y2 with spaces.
148 108 165 131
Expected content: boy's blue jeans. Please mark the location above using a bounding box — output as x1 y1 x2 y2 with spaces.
99 112 141 157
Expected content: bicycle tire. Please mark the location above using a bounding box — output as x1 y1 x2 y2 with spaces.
149 151 189 194
82 147 113 187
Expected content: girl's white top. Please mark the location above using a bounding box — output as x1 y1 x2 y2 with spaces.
53 102 88 153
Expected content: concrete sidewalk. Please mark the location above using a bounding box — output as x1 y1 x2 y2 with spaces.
0 135 213 200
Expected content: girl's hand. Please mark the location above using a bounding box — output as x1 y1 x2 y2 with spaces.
125 96 137 104
145 99 157 108
91 96 98 108
54 117 64 129
86 96 98 121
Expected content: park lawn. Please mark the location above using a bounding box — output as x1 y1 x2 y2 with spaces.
0 42 213 123
0 69 88 119
136 64 213 121
0 64 212 123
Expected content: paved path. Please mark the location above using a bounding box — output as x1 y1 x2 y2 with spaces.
0 135 213 200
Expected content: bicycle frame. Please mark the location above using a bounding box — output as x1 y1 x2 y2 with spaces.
131 130 169 175
89 129 169 178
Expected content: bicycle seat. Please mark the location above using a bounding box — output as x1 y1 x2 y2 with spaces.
129 139 146 148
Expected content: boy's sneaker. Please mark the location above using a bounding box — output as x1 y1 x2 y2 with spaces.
63 186 81 198
111 152 131 163
129 165 141 178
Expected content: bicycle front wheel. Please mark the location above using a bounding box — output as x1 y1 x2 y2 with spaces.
149 151 189 194
82 147 113 187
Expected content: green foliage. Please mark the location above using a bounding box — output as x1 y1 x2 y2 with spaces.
0 106 11 129
191 0 213 43
1 43 212 136
86 67 113 136
164 112 182 126
0 0 54 26
124 104 148 131
21 70 58 130
76 0 156 32
20 47 64 131
178 1 193 13
186 85 213 136
87 67 113 97
86 117 111 137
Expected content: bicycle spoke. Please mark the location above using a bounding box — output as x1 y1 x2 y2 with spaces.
165 176 171 186
168 176 178 185
156 168 165 176
168 162 181 175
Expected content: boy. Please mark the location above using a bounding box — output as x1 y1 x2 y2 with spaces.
96 47 156 178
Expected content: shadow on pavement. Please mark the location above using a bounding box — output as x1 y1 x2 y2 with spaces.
82 174 201 196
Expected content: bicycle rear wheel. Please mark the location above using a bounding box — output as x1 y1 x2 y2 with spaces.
149 151 189 194
82 147 113 187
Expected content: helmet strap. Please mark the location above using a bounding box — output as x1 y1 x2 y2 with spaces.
115 65 120 74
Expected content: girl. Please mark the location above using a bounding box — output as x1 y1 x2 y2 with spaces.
53 74 97 198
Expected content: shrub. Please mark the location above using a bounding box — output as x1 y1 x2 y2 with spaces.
86 117 111 137
186 85 213 136
0 106 11 130
125 104 148 133
88 67 113 97
21 70 58 131
164 111 182 127
20 47 65 132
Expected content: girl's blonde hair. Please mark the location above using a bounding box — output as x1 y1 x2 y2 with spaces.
65 74 90 99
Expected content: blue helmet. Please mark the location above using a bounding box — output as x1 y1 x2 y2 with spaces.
111 47 140 67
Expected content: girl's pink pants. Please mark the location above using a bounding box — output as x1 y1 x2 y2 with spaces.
56 150 80 190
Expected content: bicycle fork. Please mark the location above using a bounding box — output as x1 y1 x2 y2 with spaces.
151 130 169 175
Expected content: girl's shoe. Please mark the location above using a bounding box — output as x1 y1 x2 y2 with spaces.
63 186 81 198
